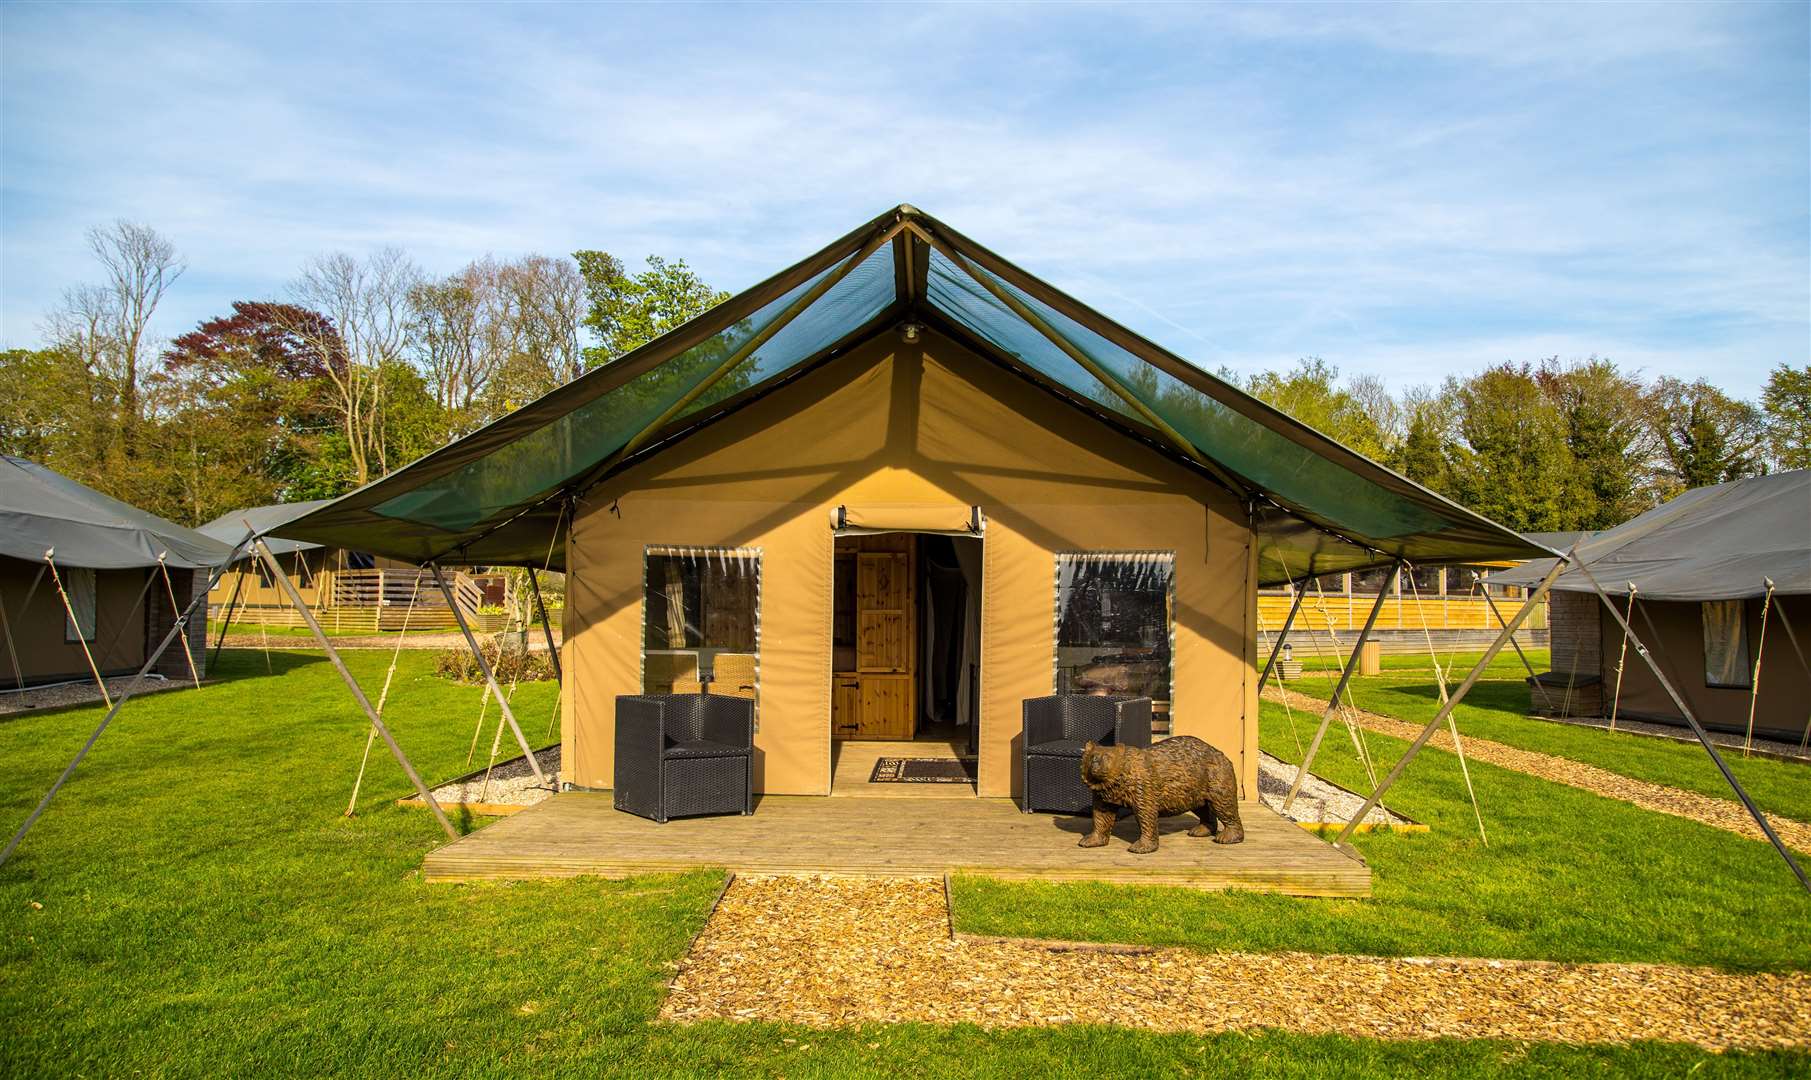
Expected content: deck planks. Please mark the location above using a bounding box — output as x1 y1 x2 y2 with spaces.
422 794 1371 897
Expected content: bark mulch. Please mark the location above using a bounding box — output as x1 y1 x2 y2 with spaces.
660 875 1810 1051
1267 685 1811 853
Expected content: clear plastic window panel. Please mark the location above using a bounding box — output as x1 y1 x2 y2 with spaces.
1701 599 1751 689
375 247 895 534
1053 552 1175 721
642 546 761 702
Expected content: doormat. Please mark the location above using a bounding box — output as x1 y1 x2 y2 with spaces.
868 757 978 784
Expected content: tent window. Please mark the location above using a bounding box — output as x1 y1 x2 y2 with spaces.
1702 600 1751 689
1054 552 1174 726
63 567 97 643
641 547 761 706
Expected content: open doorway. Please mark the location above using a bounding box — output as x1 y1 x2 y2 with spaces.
830 531 982 795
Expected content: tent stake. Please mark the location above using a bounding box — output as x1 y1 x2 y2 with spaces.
1331 556 1568 848
252 539 457 840
1577 561 1809 893
432 562 547 785
1 531 255 869
1284 562 1398 811
1257 581 1307 695
1744 581 1774 755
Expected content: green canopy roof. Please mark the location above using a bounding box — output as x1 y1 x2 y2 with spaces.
276 205 1552 582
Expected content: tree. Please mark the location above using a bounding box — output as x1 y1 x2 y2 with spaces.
1535 357 1652 528
288 248 421 485
1244 357 1393 460
83 221 185 453
1443 363 1577 531
575 251 728 366
1761 363 1811 470
1644 377 1767 493
159 301 344 515
1391 387 1454 492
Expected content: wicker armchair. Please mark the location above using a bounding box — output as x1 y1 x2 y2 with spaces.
614 693 754 823
1020 694 1152 813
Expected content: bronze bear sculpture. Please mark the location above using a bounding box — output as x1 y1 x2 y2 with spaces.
1078 736 1244 855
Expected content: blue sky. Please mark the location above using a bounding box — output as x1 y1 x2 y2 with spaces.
2 1 1805 398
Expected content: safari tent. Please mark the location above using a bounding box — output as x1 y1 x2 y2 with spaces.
0 456 228 690
270 205 1550 802
1493 470 1811 745
199 501 512 633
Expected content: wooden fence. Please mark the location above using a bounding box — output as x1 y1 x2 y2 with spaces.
211 567 512 633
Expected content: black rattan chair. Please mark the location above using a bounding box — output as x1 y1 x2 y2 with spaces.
1020 694 1152 813
614 693 754 823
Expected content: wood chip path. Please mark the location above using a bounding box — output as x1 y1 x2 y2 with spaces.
1266 685 1811 852
661 876 1810 1051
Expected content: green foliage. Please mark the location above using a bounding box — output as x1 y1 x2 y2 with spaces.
1644 376 1768 494
1442 364 1578 530
1244 357 1392 459
574 250 730 367
433 634 556 683
1762 363 1811 470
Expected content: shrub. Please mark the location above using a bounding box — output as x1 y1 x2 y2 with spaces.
434 635 556 684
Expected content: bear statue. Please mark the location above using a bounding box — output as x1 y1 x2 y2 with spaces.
1077 735 1244 855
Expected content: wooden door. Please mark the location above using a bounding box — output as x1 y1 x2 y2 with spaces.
832 534 916 740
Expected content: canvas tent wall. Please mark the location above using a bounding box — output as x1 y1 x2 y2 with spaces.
0 457 229 687
1492 471 1811 742
269 205 1550 798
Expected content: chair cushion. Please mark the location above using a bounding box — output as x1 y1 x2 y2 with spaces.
1026 738 1091 758
664 738 747 759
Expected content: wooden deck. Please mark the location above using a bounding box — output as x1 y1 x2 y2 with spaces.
422 794 1371 897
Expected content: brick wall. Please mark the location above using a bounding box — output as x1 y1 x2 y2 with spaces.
145 566 208 682
1548 590 1601 677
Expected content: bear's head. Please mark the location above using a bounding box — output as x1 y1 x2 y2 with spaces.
1079 741 1126 789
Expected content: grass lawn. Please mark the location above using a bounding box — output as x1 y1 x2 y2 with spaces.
1280 668 1811 824
1272 647 1552 676
203 620 452 640
2 653 1804 1076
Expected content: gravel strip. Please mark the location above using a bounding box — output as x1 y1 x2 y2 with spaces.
1257 752 1407 827
0 675 187 716
427 745 561 807
1534 713 1810 763
1267 686 1811 852
661 875 1811 1050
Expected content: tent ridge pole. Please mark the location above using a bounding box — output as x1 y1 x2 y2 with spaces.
1583 561 1809 893
1283 559 1399 810
432 562 548 786
1330 554 1570 848
253 539 458 840
1257 580 1308 695
1 531 256 869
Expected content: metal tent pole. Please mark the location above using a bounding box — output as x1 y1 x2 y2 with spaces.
1257 580 1307 695
1 532 255 869
1330 557 1568 848
1583 561 1808 893
209 566 247 670
1283 561 1399 811
1608 584 1637 731
1480 584 1555 712
528 569 562 685
431 562 547 786
1744 582 1775 755
254 539 457 840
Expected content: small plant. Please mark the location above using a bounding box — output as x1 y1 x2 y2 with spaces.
434 635 556 684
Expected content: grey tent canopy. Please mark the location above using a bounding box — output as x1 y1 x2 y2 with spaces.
1489 470 1811 602
0 456 232 570
199 500 334 559
274 205 1552 582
